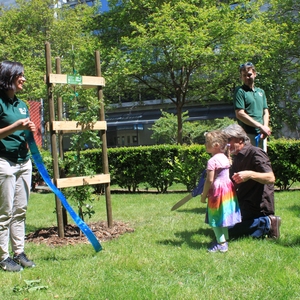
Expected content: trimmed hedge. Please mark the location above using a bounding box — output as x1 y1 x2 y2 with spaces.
63 144 209 193
268 139 300 190
33 139 300 192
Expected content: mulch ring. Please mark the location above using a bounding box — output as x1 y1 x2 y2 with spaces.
26 221 135 247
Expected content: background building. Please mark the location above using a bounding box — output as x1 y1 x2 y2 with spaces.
105 100 235 147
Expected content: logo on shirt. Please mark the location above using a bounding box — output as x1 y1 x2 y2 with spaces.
258 92 263 97
19 108 27 115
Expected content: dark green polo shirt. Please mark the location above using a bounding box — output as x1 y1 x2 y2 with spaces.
234 84 268 134
0 92 30 163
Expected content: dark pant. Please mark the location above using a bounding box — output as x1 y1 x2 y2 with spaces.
228 211 270 239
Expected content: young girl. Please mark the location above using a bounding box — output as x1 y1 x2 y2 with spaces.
201 130 241 253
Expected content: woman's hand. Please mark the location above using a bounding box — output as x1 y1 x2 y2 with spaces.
17 118 36 132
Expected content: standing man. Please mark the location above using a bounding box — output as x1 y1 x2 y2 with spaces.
234 62 271 150
223 124 281 239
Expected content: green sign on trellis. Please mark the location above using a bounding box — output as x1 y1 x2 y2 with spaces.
67 74 82 85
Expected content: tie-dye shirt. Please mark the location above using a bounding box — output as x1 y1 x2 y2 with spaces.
205 153 241 227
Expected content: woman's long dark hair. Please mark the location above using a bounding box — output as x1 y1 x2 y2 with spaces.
0 60 24 91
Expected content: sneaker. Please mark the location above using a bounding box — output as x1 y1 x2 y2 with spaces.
0 257 23 272
13 252 36 268
208 241 228 253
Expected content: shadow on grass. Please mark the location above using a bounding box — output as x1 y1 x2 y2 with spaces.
278 236 300 247
26 224 42 234
287 204 300 215
173 207 206 214
157 227 215 250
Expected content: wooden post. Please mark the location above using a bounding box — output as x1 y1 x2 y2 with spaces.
95 50 113 228
56 57 68 227
44 43 112 238
45 42 65 238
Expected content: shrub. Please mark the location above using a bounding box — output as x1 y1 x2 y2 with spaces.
34 139 300 193
268 139 300 190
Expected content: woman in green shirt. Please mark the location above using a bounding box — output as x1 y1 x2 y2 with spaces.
0 61 36 272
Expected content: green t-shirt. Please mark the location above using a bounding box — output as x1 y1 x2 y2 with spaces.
0 92 30 163
234 84 268 134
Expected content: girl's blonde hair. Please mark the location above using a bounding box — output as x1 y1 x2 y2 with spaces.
205 130 231 163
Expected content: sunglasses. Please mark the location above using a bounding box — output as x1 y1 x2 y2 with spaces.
239 62 254 71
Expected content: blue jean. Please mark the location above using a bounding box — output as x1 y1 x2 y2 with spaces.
228 213 271 238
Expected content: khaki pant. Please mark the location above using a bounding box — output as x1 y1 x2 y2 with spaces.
0 157 32 261
247 133 267 152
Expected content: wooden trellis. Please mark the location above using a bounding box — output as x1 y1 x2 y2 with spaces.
45 42 112 238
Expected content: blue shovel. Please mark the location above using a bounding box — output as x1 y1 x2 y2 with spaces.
171 170 206 211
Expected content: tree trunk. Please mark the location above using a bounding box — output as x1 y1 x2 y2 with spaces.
176 104 183 145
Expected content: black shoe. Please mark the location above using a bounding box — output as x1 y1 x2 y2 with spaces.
13 252 36 268
268 215 281 239
0 257 23 272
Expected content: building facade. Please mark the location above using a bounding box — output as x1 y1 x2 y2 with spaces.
105 100 235 147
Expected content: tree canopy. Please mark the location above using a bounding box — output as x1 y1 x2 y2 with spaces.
258 0 300 137
0 0 99 100
0 0 298 140
100 0 286 143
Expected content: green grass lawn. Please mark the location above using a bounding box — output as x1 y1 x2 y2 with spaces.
1 189 300 300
